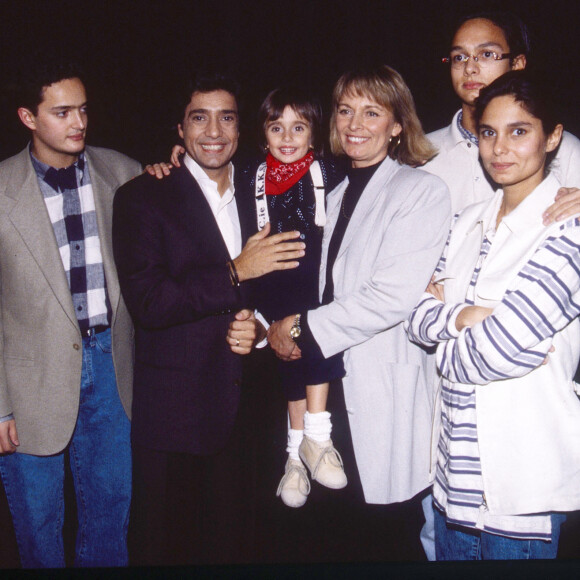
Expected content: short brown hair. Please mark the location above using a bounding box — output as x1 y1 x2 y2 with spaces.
329 64 436 167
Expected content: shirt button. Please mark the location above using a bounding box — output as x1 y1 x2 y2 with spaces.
475 176 480 182
75 244 80 250
467 143 472 148
73 344 80 350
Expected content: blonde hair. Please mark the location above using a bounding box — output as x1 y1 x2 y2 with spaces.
329 64 437 167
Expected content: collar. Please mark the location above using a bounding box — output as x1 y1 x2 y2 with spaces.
183 153 235 196
346 159 383 189
30 147 86 180
500 173 561 234
457 110 479 146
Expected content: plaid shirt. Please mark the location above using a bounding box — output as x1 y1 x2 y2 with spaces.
457 110 479 146
31 151 110 333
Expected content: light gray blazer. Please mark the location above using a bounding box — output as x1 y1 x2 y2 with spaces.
308 156 451 504
0 145 141 455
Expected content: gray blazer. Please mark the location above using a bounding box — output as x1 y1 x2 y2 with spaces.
308 156 451 504
0 146 141 455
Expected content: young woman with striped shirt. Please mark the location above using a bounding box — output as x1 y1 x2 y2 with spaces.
407 70 580 560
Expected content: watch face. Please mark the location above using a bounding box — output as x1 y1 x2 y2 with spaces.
290 326 301 339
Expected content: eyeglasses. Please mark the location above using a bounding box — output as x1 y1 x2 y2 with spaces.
442 50 512 69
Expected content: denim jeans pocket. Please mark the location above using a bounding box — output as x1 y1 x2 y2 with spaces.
95 329 113 354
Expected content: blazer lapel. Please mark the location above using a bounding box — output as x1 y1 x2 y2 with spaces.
336 156 399 261
175 166 233 263
86 148 123 319
5 149 77 328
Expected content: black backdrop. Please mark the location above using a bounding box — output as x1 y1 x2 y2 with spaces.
1 0 579 164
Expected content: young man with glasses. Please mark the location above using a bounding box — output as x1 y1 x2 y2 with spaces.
425 12 580 215
421 11 580 561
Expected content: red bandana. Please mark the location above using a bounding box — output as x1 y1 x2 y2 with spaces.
265 150 314 196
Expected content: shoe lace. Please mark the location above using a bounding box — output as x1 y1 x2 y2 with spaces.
276 462 311 496
311 445 344 479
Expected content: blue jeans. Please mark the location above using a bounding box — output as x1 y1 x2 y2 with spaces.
0 328 131 568
420 491 436 561
434 507 565 560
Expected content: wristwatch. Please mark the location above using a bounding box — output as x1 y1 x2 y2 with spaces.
289 314 302 341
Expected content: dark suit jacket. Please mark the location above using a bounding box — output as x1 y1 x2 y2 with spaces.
113 165 256 455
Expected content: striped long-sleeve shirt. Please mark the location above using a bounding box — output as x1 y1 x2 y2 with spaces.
407 180 580 539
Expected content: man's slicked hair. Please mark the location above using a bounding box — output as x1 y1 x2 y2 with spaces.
19 59 85 115
178 70 241 125
452 11 531 64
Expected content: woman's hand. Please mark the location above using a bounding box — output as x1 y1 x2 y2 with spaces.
268 315 302 361
456 305 493 331
426 275 444 302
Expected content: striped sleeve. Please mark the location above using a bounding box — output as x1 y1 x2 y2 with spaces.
405 213 466 347
438 221 580 385
406 293 467 347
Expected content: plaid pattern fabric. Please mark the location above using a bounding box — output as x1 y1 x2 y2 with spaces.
31 151 110 333
457 110 479 146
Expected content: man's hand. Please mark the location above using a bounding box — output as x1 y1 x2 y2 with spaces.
268 315 302 361
543 187 580 224
144 162 173 179
233 223 305 282
227 309 266 355
0 420 19 455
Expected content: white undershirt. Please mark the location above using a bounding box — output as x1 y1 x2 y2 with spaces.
183 153 241 259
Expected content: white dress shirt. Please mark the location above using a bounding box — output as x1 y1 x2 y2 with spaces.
424 110 580 213
183 153 241 259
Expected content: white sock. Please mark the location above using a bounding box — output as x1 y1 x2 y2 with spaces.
286 429 304 461
304 410 332 442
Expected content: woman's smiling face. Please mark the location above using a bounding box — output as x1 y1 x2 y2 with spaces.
334 92 401 168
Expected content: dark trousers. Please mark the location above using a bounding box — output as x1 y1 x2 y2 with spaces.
129 385 258 566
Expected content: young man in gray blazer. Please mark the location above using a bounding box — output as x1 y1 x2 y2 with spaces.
0 61 141 568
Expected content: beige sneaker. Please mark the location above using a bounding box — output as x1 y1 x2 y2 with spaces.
299 435 347 489
276 458 310 508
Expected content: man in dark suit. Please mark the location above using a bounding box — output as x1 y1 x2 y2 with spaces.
0 61 141 568
113 72 304 566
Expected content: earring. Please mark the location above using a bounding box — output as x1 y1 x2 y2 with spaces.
389 134 401 150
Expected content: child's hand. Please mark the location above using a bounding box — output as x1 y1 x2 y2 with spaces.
170 145 185 166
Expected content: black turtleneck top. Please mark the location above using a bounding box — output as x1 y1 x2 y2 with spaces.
300 158 384 357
